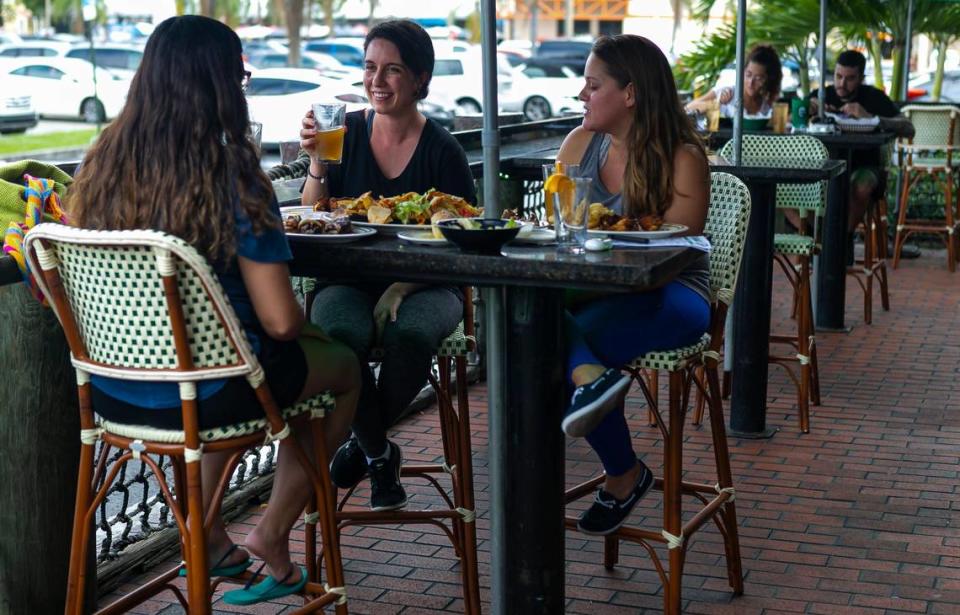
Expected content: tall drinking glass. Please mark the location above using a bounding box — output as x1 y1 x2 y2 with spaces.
311 102 346 164
541 162 581 225
555 177 592 254
279 140 302 165
249 121 263 153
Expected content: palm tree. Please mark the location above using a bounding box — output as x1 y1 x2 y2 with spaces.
915 1 960 100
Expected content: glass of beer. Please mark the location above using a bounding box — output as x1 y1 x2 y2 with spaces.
772 102 790 134
541 162 581 225
706 99 721 132
311 102 346 164
279 140 302 165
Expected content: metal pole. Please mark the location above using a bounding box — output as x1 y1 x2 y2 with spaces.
818 0 827 120
732 0 746 165
901 0 915 101
481 0 502 217
565 0 574 37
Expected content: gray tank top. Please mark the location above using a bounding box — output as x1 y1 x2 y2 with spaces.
578 132 711 304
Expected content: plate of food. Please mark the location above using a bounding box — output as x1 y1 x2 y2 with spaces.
397 230 450 246
313 188 483 235
280 205 314 216
585 203 688 238
510 226 555 245
283 211 377 242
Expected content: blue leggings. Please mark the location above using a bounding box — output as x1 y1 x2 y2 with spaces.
566 282 710 476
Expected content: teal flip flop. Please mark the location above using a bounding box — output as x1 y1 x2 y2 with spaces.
222 564 308 606
178 544 253 578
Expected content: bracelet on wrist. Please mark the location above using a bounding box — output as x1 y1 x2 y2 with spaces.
307 165 326 181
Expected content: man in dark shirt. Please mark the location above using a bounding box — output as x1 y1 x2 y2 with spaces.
808 50 915 231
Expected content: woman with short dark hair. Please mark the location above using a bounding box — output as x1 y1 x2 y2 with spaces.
299 20 476 513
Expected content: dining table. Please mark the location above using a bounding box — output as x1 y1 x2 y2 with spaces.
707 156 847 436
706 128 897 331
282 226 701 613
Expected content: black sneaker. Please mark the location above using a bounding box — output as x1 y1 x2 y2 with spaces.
577 462 654 536
562 368 632 437
329 436 367 489
367 440 408 511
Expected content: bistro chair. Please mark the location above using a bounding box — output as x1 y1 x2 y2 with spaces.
847 176 891 324
330 289 481 615
23 225 348 615
720 135 826 433
893 105 960 271
565 172 750 615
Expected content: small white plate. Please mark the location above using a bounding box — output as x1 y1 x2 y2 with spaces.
397 231 449 246
286 226 377 242
510 227 556 245
587 223 688 239
280 205 314 216
353 221 430 236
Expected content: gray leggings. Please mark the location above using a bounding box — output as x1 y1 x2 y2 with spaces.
310 284 463 456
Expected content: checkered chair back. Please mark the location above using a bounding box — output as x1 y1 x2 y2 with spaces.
901 105 960 147
719 134 828 214
23 224 259 383
707 172 751 306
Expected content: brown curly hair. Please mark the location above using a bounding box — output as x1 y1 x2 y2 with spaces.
590 35 706 219
67 15 275 264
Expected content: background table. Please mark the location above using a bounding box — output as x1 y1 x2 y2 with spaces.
287 235 699 613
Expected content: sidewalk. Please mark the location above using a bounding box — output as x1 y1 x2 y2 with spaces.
101 252 960 614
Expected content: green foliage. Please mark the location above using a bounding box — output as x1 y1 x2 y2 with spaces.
673 22 736 94
0 129 98 157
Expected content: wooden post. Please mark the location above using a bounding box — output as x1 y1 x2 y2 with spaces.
0 278 94 614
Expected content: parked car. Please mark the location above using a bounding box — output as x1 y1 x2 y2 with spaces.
0 57 129 122
910 69 960 102
430 51 513 114
502 62 583 121
0 32 22 46
0 41 71 58
303 38 366 68
247 50 362 83
531 38 593 74
244 68 368 145
62 44 143 78
0 76 38 133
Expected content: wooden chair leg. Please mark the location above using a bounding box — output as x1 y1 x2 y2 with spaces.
646 369 659 427
892 169 912 269
663 371 686 615
184 455 212 614
692 366 706 426
797 257 812 432
704 362 743 594
453 355 481 615
945 178 957 272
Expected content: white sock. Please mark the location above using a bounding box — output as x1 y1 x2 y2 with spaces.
365 443 390 466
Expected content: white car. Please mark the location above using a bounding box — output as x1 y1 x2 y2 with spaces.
0 41 72 58
0 57 129 122
502 63 583 121
430 51 513 115
0 75 38 134
244 68 368 145
247 50 362 84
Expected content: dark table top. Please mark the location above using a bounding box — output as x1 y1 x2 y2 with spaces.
287 235 701 293
705 128 898 150
708 156 847 182
466 135 566 171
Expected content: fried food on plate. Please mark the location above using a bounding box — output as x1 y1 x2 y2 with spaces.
586 202 663 231
366 204 393 225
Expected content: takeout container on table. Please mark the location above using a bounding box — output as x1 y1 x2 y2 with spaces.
437 218 521 255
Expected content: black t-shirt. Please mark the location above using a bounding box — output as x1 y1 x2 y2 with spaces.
328 109 477 204
808 84 900 119
808 84 900 168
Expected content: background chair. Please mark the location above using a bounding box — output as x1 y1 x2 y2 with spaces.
847 170 891 324
893 105 960 271
564 171 751 615
331 289 481 615
24 224 347 615
720 135 826 433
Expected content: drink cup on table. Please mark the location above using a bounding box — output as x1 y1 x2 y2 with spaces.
279 140 302 165
772 102 790 134
249 121 263 153
555 177 592 254
541 162 580 225
706 99 721 132
311 102 346 164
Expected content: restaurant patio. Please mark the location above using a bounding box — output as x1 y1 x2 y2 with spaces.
97 251 960 614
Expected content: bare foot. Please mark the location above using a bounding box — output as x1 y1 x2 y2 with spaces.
604 461 642 500
244 524 297 581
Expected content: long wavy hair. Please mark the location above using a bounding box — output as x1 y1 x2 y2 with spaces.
67 15 274 263
591 35 705 219
747 44 782 104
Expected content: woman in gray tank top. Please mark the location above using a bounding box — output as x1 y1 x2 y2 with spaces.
555 35 713 536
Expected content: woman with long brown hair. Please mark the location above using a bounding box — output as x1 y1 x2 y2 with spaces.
687 44 782 117
68 15 360 605
555 34 711 535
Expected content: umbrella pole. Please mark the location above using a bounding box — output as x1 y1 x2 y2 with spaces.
902 0 915 101
733 0 747 164
819 0 827 120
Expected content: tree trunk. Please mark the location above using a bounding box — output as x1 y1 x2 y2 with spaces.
285 0 304 67
201 0 216 17
367 0 378 29
321 0 334 39
933 39 947 101
869 33 885 92
273 0 285 26
0 281 92 614
890 45 904 101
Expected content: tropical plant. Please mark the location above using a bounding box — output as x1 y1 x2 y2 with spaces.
915 1 960 100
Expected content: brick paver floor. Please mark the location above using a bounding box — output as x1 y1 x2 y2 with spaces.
101 250 960 614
